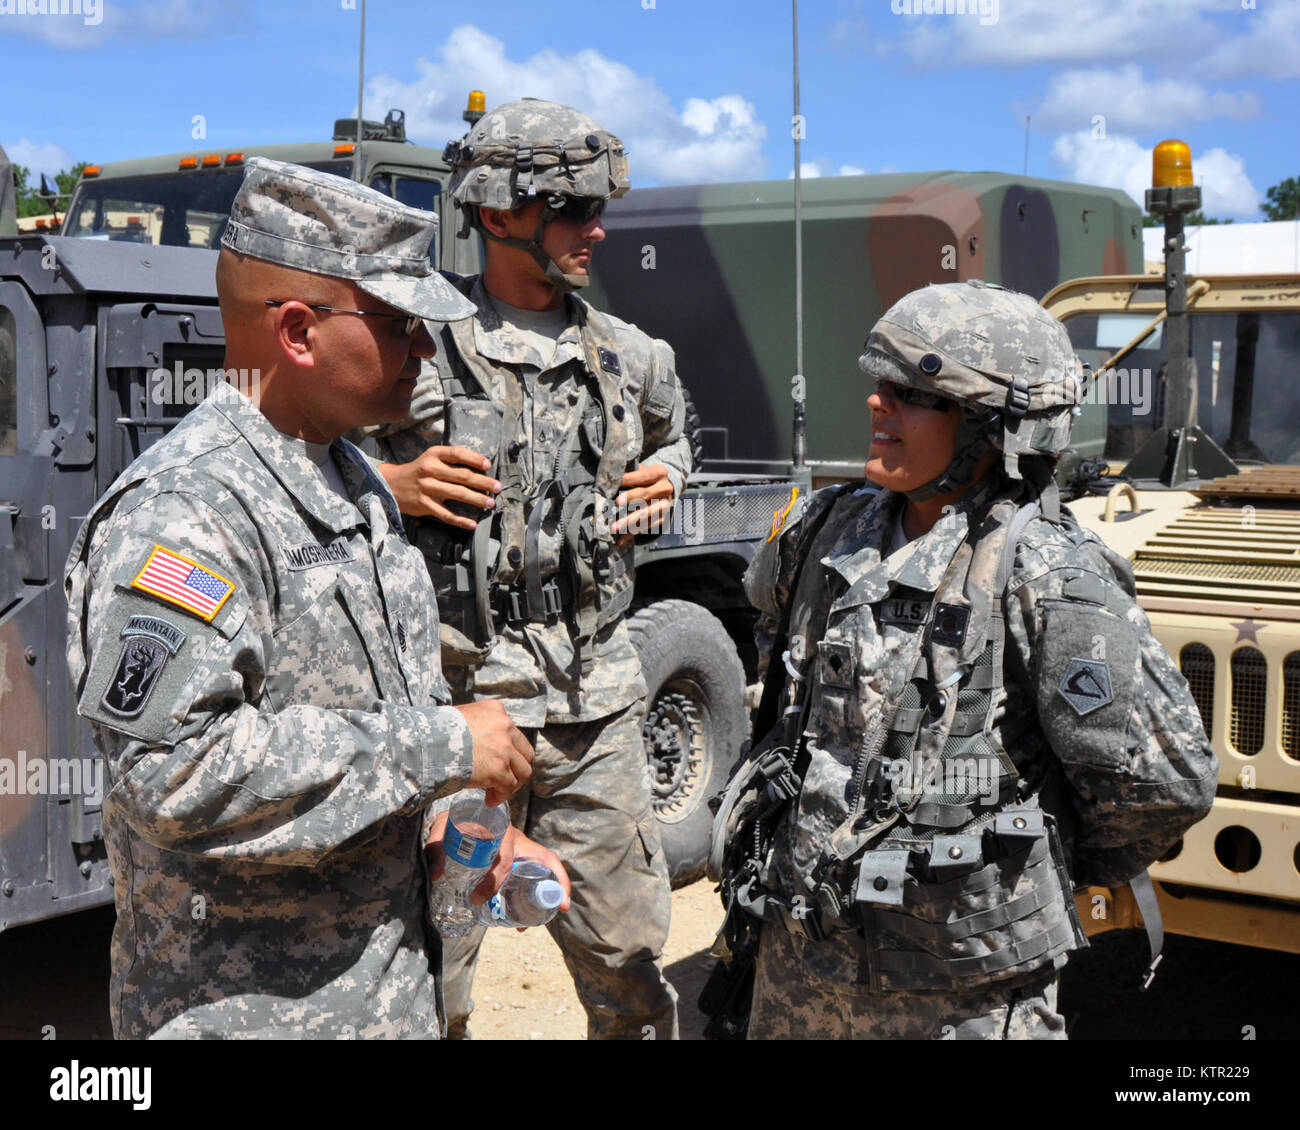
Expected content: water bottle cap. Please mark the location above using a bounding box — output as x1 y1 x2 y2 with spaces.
534 880 564 911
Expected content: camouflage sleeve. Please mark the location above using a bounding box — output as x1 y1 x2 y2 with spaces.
71 488 474 867
637 337 692 499
1004 524 1218 887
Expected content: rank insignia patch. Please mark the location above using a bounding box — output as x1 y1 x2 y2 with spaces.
598 347 622 376
102 635 169 717
1058 657 1113 717
930 603 970 648
131 545 235 623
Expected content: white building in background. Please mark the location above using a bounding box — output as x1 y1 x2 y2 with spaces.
1143 220 1300 274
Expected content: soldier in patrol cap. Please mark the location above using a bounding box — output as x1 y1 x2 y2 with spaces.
708 280 1216 1039
64 157 567 1039
370 99 690 1039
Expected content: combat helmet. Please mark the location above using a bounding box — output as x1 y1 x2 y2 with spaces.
858 280 1088 500
443 98 630 292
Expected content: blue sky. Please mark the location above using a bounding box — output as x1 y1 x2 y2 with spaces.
2 0 1296 219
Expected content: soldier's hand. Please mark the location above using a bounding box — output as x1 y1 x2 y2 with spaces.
474 827 572 924
613 463 675 547
377 445 501 530
456 700 533 805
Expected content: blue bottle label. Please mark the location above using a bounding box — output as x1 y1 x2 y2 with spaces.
443 822 501 869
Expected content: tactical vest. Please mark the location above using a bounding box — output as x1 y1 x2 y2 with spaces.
414 299 635 668
729 489 1089 993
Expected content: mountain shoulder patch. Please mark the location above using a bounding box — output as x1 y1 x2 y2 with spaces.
1057 657 1113 717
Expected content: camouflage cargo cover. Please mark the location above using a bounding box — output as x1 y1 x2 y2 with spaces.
64 386 475 1039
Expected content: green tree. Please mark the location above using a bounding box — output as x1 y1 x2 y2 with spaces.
1261 177 1300 221
1142 211 1234 227
14 161 87 220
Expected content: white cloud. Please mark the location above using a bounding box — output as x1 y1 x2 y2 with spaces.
366 25 766 186
1034 65 1259 133
1201 2 1300 81
1050 129 1261 220
867 0 1275 79
3 137 77 180
787 159 869 178
0 0 247 50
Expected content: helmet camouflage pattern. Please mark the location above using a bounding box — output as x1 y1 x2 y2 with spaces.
859 280 1088 492
445 98 630 212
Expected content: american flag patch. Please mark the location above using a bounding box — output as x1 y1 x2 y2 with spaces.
131 545 236 623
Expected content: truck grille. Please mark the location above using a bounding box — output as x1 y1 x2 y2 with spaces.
1178 644 1300 761
1284 653 1300 758
1180 643 1215 737
1229 647 1267 756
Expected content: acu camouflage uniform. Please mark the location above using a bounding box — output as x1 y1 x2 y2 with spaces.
726 282 1216 1040
372 102 691 1040
64 158 479 1039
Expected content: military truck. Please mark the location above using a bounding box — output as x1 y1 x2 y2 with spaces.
1046 270 1300 955
0 112 1139 931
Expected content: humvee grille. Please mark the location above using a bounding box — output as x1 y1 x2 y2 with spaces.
1230 647 1267 756
1284 652 1300 759
1179 643 1215 737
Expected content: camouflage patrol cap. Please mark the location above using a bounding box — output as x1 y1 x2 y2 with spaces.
859 280 1087 478
221 156 475 322
445 98 630 210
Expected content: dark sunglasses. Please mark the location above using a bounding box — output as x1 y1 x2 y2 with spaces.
547 195 607 224
875 379 951 411
264 300 422 336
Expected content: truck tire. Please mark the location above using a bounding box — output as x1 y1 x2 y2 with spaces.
681 384 705 470
628 599 747 888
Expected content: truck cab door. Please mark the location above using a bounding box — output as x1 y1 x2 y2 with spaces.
366 166 481 277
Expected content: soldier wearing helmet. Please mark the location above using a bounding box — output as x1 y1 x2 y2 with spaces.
706 281 1215 1040
369 99 688 1040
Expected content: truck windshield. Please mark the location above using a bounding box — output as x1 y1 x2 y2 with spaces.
63 160 352 248
1062 309 1300 466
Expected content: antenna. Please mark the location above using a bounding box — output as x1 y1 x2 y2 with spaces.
791 0 807 472
353 0 367 182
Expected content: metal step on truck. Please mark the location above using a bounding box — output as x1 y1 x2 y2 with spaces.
0 102 1141 932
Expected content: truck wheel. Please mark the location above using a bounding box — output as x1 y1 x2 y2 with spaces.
628 599 747 888
681 384 705 470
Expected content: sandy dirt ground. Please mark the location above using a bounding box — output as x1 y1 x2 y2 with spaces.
466 876 720 1040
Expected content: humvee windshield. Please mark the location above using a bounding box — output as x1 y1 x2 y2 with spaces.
1062 308 1300 466
64 160 351 248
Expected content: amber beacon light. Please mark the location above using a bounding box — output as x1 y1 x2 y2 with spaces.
1152 140 1194 189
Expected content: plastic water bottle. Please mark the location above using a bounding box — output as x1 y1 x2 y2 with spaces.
428 797 511 938
474 860 565 929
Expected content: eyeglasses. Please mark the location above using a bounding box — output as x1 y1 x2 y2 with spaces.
264 300 423 336
547 195 606 224
875 380 951 411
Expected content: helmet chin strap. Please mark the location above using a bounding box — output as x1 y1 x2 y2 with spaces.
901 410 999 502
478 203 590 293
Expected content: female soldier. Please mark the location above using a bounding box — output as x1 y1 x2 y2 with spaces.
712 281 1216 1040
